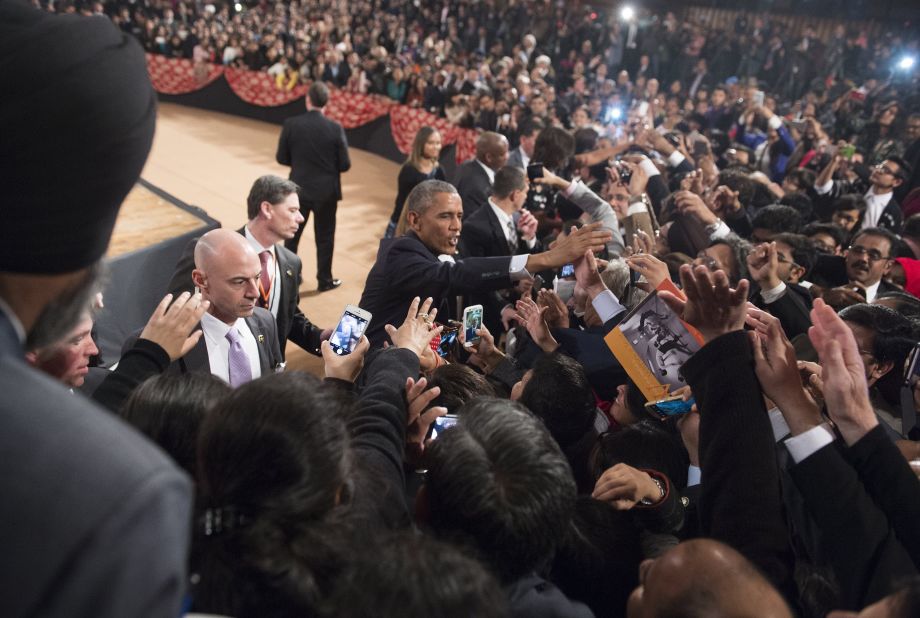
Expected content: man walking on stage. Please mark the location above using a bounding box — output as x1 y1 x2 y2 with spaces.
276 81 351 292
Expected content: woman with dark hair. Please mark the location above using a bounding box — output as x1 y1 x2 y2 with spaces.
857 102 905 166
189 301 434 617
384 126 445 238
119 372 231 477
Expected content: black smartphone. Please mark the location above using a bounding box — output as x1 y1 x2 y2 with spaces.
692 140 710 158
615 161 632 185
527 162 544 180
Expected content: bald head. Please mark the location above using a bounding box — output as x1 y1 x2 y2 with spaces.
627 539 792 618
476 132 510 171
192 229 262 325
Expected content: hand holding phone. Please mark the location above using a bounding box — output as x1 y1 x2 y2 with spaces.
463 305 483 347
527 162 544 180
329 305 372 355
645 395 695 420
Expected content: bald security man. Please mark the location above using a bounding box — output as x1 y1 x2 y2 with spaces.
154 229 282 385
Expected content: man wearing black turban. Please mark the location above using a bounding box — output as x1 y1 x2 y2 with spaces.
0 2 192 617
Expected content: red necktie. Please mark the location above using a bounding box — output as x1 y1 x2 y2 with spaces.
258 250 273 309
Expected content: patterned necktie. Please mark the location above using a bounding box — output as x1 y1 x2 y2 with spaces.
225 328 253 388
257 250 273 309
506 219 518 253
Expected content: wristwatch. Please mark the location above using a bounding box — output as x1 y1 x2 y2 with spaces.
640 475 666 506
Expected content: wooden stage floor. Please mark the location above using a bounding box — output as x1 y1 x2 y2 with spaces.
121 102 400 375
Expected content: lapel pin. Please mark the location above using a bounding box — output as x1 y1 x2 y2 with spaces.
286 269 293 277
258 334 265 344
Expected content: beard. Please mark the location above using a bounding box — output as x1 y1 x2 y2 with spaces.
26 262 105 351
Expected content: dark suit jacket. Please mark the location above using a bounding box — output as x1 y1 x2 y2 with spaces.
359 232 516 346
123 308 282 379
790 433 918 609
321 62 351 88
459 203 541 336
453 159 493 217
166 228 324 358
0 310 191 618
751 281 813 340
276 109 351 202
507 146 526 170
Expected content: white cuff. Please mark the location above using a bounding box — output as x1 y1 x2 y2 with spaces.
523 236 537 249
640 157 660 178
768 115 783 130
687 465 701 487
785 423 835 464
591 289 627 323
706 220 731 240
767 407 791 442
626 201 648 216
760 282 788 304
815 180 833 195
509 254 532 281
668 150 686 168
563 178 581 198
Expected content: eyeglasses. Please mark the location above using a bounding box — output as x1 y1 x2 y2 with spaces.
848 245 890 262
775 253 800 268
874 164 897 176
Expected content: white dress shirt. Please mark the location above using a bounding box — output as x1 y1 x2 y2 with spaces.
861 188 894 231
489 199 536 251
476 158 496 184
244 227 281 317
200 312 261 384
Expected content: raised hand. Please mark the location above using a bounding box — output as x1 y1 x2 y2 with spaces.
552 222 613 263
573 249 607 297
321 336 370 383
464 323 506 373
674 190 718 227
746 242 782 290
384 296 443 359
747 307 822 435
808 298 878 445
404 376 448 465
517 209 539 241
592 463 664 510
537 289 570 329
139 292 210 361
516 296 558 353
658 264 749 344
626 252 669 289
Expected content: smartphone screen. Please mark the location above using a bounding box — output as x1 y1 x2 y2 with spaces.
527 162 544 180
560 263 575 278
430 414 459 440
329 308 370 355
463 305 483 344
645 396 695 420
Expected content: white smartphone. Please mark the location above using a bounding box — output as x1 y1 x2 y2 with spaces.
329 304 372 355
753 90 765 107
462 304 483 346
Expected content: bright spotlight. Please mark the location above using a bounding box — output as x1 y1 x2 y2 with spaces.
620 5 635 21
898 56 916 71
234 2 243 11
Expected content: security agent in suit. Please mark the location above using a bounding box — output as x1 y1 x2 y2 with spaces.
166 176 328 358
165 229 282 384
0 3 191 615
359 180 612 347
277 81 351 291
452 131 509 218
460 166 541 336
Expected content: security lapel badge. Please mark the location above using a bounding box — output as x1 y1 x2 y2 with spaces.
258 334 265 344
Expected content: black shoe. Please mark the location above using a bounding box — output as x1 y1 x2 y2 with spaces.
318 279 342 292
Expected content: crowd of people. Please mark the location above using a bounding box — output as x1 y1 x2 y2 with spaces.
7 0 920 617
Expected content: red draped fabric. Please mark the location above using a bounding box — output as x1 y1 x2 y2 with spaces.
146 56 478 162
146 53 224 95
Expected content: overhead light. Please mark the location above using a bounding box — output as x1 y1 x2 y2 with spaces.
898 55 916 71
620 6 635 21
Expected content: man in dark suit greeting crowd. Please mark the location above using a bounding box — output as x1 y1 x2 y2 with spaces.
277 81 352 292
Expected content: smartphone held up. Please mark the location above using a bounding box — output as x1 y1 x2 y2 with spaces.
329 304 372 355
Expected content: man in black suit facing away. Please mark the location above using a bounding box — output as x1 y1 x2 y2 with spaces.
277 81 351 291
166 175 330 358
359 180 611 346
453 131 509 218
461 166 541 336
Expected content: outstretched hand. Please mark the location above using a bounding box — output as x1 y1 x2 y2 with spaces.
808 298 878 445
516 296 558 353
658 264 749 344
385 296 443 359
139 292 210 361
552 222 613 264
592 463 664 510
747 307 822 435
404 376 448 465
